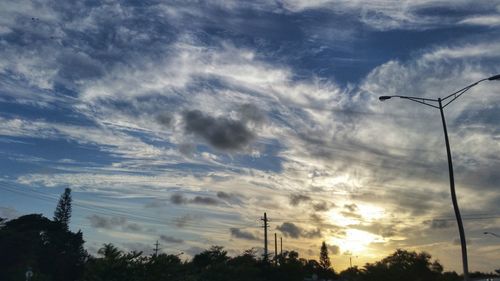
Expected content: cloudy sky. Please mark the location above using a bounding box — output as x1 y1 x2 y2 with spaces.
1 0 500 272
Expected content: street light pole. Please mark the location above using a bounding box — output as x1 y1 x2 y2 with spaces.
379 74 500 281
438 97 468 281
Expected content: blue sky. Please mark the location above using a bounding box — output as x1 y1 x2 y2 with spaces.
1 0 500 272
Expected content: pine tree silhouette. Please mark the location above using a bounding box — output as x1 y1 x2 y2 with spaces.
319 241 331 270
54 188 72 228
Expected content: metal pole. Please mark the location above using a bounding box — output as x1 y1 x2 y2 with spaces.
438 98 469 281
274 233 278 264
262 212 268 261
280 236 282 256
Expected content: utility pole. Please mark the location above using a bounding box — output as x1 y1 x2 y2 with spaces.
349 255 358 268
261 212 269 261
154 240 160 256
274 233 278 264
280 236 282 256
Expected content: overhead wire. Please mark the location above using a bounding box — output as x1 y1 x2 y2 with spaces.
0 183 257 234
2 182 499 239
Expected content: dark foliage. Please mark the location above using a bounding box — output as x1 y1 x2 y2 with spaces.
337 249 469 281
0 214 87 281
1 188 497 281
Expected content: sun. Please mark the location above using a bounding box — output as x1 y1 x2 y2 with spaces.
330 229 385 254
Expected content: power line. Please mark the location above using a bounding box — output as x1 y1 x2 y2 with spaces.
2 183 499 231
0 184 256 233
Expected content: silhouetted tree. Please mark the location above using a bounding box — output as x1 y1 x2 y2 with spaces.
145 253 184 281
360 249 442 281
320 241 331 270
303 259 320 278
226 249 264 281
79 245 498 281
270 250 304 281
54 188 72 228
192 246 231 281
193 245 229 268
340 266 362 281
84 243 144 281
438 271 460 281
0 214 86 281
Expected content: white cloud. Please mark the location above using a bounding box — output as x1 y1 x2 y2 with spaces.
459 15 500 27
272 0 482 30
1 1 500 270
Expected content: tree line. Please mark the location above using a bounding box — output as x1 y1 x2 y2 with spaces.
1 188 498 281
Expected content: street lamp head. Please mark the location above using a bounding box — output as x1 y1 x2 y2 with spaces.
379 96 392 101
487 74 500 81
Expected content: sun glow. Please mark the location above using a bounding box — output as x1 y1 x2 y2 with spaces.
326 204 387 254
328 211 359 227
327 204 385 226
357 204 385 221
330 229 385 254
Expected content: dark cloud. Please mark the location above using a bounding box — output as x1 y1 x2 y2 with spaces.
341 211 362 219
304 228 322 238
351 222 396 238
170 194 188 205
191 196 220 205
392 190 447 216
277 222 302 238
160 235 184 244
310 213 324 224
425 219 454 229
230 228 258 240
217 191 244 205
88 215 126 229
277 222 322 239
327 244 340 255
289 194 311 206
87 215 142 231
156 112 173 127
351 189 446 217
216 191 233 199
125 223 143 232
178 143 196 155
182 110 255 150
57 51 105 82
174 214 197 228
170 194 220 205
239 103 266 124
312 201 330 212
344 203 358 212
144 199 168 208
341 203 362 220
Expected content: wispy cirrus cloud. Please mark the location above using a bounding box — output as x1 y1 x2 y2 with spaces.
1 0 500 272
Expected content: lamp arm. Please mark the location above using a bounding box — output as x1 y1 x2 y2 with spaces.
393 95 438 102
441 78 488 103
401 97 440 109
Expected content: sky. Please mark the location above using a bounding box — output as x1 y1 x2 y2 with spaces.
1 0 500 273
